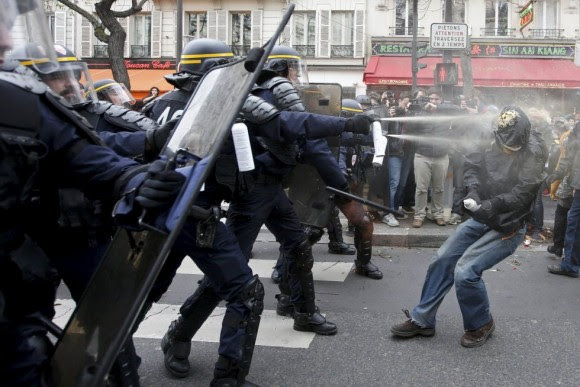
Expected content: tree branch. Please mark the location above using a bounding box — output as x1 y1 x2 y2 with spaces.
110 0 150 18
57 0 109 43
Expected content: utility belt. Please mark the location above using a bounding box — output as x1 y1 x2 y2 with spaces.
189 205 225 249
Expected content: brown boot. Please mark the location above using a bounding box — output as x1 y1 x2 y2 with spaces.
412 219 423 228
460 318 495 348
390 309 435 338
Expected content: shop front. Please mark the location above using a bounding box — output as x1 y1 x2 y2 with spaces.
364 40 580 115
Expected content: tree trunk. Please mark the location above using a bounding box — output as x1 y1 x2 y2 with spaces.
95 2 131 90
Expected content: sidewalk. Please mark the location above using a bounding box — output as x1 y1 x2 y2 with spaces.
369 195 556 248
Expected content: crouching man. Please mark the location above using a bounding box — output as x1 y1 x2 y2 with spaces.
391 107 547 348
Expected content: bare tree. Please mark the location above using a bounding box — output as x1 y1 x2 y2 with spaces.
57 0 150 89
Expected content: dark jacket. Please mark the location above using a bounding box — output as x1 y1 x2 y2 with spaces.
464 129 548 233
554 124 580 190
409 103 460 158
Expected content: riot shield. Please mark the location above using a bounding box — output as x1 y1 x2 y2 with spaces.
50 6 295 387
286 83 341 228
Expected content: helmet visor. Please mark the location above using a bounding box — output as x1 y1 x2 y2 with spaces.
94 82 136 106
5 0 57 73
268 54 309 87
40 61 95 105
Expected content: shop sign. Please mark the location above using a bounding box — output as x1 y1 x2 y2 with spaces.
519 1 534 31
372 42 574 59
86 59 177 70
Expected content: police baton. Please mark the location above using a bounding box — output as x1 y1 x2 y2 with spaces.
326 186 405 217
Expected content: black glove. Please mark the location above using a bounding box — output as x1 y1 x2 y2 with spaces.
344 115 374 135
136 160 185 209
145 119 178 157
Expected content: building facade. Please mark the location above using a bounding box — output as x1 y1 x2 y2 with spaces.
36 0 580 108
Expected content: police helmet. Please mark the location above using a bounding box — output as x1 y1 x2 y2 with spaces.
93 78 136 107
341 99 364 118
0 0 56 72
12 44 96 104
356 95 372 109
178 38 234 76
494 106 530 152
264 45 309 86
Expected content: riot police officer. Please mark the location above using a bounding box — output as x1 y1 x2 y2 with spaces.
0 2 183 384
93 78 137 108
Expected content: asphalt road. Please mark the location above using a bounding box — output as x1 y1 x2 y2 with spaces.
119 238 580 387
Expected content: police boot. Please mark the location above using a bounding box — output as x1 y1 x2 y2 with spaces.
293 304 337 336
108 339 141 387
354 239 383 280
162 277 221 378
327 207 356 255
210 356 259 387
275 293 293 317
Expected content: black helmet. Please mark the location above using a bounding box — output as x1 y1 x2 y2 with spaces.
178 38 234 76
494 106 530 152
264 45 309 86
341 99 363 118
93 78 136 107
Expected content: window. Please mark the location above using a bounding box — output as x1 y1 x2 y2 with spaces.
535 0 559 29
331 11 354 57
48 14 55 36
395 0 414 35
188 13 207 39
485 1 509 35
292 11 316 57
132 14 151 57
231 12 251 55
444 0 466 23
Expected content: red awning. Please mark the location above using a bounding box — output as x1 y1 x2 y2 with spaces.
363 56 580 88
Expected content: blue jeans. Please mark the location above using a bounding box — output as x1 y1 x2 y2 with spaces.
388 156 402 209
411 219 525 331
561 191 580 274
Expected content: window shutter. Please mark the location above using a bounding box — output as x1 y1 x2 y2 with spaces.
316 7 331 58
54 11 66 46
353 7 365 58
251 10 263 48
117 17 130 57
207 11 217 39
217 10 228 42
80 16 92 58
151 10 162 57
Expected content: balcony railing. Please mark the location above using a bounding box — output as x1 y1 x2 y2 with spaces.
480 28 515 37
93 45 108 58
231 45 251 56
331 45 354 57
293 45 315 57
389 26 425 36
528 29 565 39
131 45 151 58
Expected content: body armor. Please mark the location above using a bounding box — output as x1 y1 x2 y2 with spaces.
78 100 158 133
145 88 191 125
258 76 306 112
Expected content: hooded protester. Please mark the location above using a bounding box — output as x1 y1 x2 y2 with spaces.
391 106 548 348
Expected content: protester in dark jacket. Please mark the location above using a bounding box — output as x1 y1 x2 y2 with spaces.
391 106 547 348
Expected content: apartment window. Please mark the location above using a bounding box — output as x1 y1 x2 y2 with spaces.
132 14 151 57
395 0 414 35
535 0 559 29
331 11 353 57
444 0 466 23
485 1 509 32
188 13 207 39
231 12 251 55
293 11 316 57
48 14 55 36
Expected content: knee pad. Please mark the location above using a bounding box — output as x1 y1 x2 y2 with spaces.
303 225 324 246
238 275 265 315
288 240 314 274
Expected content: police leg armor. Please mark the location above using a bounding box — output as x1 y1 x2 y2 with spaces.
161 276 221 378
326 206 355 255
211 275 264 387
286 240 337 335
336 200 383 280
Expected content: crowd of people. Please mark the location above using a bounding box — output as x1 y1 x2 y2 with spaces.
1 1 578 386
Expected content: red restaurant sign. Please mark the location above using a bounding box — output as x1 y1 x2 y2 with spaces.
519 1 534 31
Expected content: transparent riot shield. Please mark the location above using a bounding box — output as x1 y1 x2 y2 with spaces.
50 5 295 387
286 83 342 228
